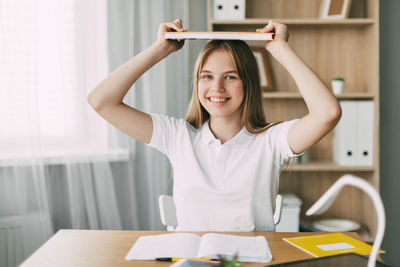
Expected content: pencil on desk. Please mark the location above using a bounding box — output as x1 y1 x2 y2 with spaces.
155 257 219 262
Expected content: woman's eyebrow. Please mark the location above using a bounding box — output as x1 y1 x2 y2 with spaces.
200 69 238 74
224 70 238 74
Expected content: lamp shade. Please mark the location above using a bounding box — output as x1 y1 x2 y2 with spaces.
306 174 385 267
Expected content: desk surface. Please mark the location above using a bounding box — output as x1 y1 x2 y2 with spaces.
20 230 360 267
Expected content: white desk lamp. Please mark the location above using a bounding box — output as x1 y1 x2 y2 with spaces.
306 174 385 267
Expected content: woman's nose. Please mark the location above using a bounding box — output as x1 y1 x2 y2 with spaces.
211 78 225 92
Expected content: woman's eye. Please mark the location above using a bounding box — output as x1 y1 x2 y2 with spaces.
225 75 237 80
201 75 212 80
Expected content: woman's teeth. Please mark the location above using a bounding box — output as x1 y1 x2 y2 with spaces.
210 97 228 103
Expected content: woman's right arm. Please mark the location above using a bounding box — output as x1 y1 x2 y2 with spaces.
87 19 186 144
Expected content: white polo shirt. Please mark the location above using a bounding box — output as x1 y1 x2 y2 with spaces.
147 113 300 232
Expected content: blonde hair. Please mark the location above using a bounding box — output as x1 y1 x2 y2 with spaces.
185 40 272 134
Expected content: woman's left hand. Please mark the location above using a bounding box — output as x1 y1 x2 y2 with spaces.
256 20 289 53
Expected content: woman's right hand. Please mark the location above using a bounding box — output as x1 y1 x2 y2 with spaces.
156 19 187 54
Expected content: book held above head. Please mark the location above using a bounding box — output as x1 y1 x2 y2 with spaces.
164 31 274 41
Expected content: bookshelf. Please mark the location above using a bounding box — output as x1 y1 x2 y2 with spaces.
207 0 379 241
210 18 375 26
284 161 375 172
262 92 375 100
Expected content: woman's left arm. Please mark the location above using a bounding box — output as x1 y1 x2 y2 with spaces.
258 21 342 154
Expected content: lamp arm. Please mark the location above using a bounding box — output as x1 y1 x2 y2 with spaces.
306 174 385 267
306 179 346 215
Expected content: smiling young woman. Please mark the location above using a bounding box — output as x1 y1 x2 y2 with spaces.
197 50 244 136
186 40 269 137
88 19 341 232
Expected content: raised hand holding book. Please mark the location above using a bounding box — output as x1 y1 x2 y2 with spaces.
164 31 274 41
125 232 272 263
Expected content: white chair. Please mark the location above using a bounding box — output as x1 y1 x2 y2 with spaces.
158 195 179 231
159 194 283 231
273 194 283 225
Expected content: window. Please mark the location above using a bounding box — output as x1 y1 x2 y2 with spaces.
0 0 116 163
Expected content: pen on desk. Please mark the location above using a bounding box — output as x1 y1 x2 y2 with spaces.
155 257 219 262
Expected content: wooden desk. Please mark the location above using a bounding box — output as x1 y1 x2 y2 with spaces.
20 230 360 267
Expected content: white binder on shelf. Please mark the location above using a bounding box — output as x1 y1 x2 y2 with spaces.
333 101 374 166
356 101 374 166
333 101 358 166
213 0 246 20
213 0 228 20
229 0 246 20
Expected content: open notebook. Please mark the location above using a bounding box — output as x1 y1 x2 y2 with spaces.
125 233 272 263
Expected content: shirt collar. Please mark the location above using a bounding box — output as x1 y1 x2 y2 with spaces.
200 120 253 147
200 120 216 145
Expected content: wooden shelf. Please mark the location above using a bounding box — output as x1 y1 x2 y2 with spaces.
282 161 375 172
262 92 375 100
207 0 379 239
211 18 375 26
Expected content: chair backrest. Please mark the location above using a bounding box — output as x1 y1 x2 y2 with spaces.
273 194 283 225
158 194 283 231
158 195 178 231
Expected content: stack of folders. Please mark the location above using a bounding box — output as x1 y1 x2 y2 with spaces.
333 100 374 166
283 233 384 258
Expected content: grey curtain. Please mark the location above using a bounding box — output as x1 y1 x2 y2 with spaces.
107 0 195 230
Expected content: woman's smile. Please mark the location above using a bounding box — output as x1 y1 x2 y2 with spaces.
208 97 231 103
